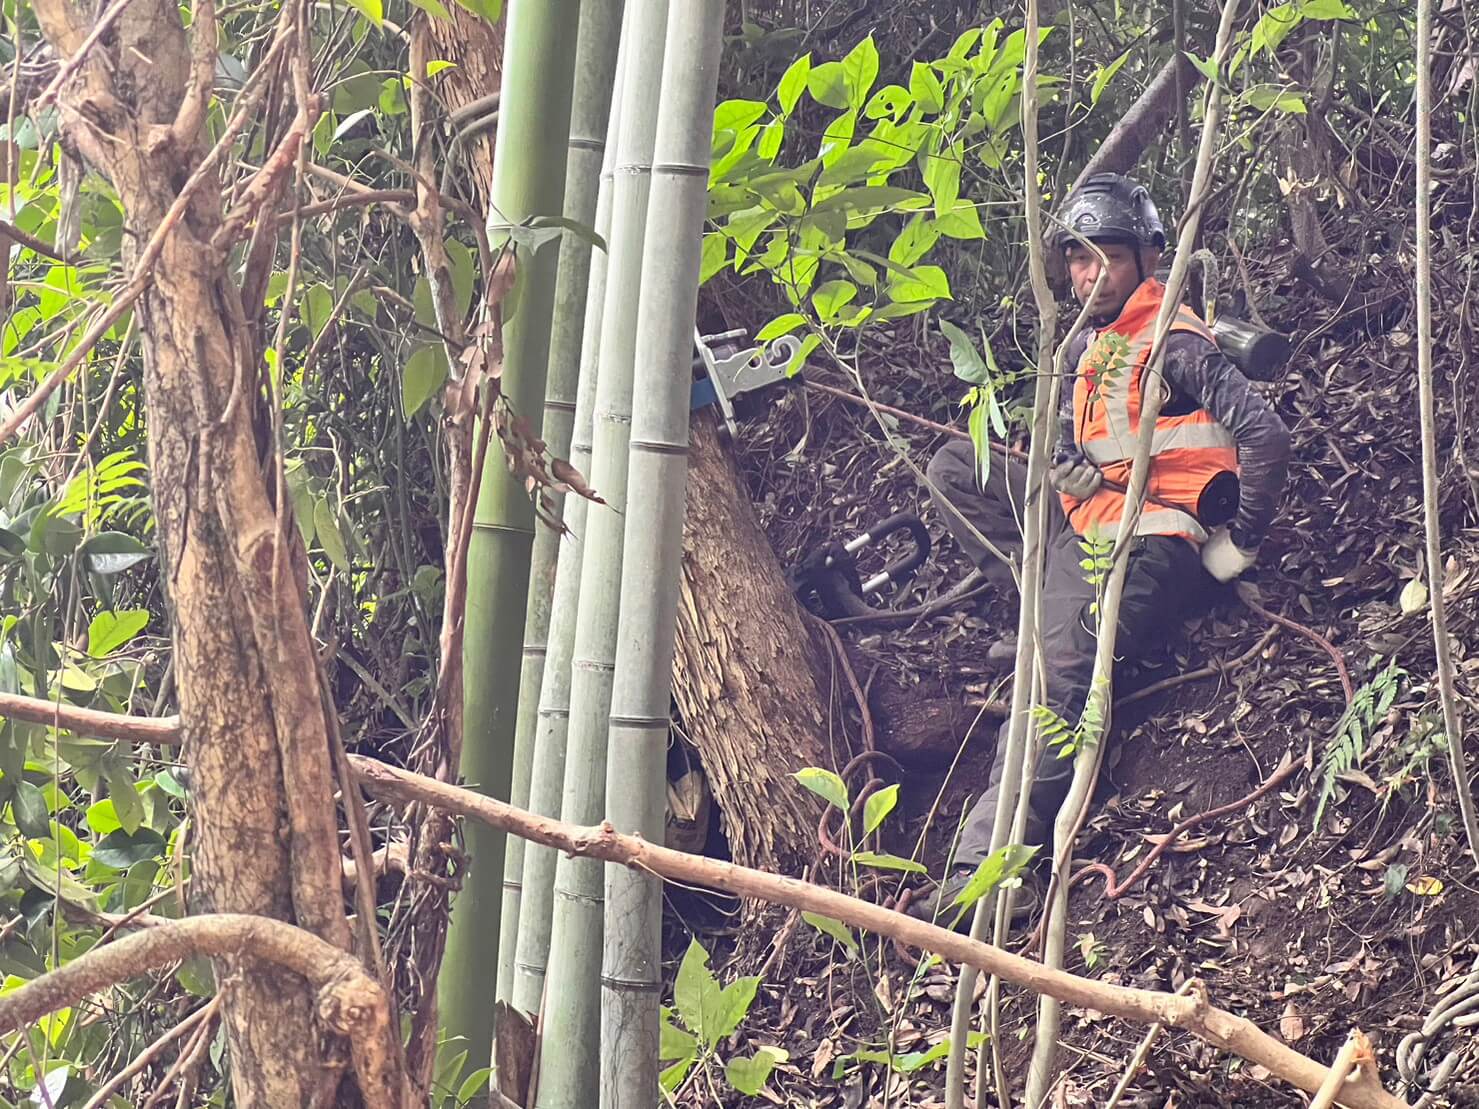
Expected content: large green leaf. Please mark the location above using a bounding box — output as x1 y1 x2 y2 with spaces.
777 53 811 116
81 532 151 575
951 843 1039 911
861 783 898 838
91 828 165 870
12 781 49 839
725 1046 787 1095
793 767 848 811
402 344 450 420
87 609 148 657
851 851 927 875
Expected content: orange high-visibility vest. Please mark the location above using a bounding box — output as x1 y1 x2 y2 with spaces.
1059 278 1238 545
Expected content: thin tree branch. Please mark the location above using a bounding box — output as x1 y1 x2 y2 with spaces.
80 996 220 1109
347 756 1408 1109
0 914 411 1109
1414 0 1479 863
0 691 181 744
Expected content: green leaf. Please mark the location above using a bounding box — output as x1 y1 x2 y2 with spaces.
426 59 457 78
793 767 848 811
699 233 728 284
155 769 187 800
910 61 945 113
934 202 984 241
757 313 806 342
777 53 811 116
92 828 165 870
345 0 382 25
378 76 408 116
446 239 476 321
951 843 1039 911
812 280 857 323
807 61 851 110
810 186 928 215
660 1010 698 1061
88 609 148 657
660 1056 696 1094
714 99 769 135
785 333 820 378
861 783 898 838
850 850 927 875
29 512 82 556
81 532 151 575
314 499 351 572
1299 0 1354 16
1089 50 1130 107
105 760 142 835
673 939 719 1044
456 1067 492 1103
888 264 951 302
802 911 857 952
725 1047 786 1096
923 150 962 214
1185 52 1220 84
12 781 48 839
888 214 941 267
863 84 912 121
839 35 880 109
402 344 449 420
1242 84 1307 115
757 116 785 161
302 282 334 338
713 974 761 1042
85 798 121 836
940 320 990 384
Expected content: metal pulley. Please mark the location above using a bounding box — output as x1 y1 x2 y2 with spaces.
788 513 932 619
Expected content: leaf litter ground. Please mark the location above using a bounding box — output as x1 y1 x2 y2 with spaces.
662 215 1479 1106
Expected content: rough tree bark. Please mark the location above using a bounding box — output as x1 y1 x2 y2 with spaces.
672 411 826 873
32 1 393 1102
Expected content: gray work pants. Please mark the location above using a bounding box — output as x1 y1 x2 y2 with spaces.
925 439 1208 867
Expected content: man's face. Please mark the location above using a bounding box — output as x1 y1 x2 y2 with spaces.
1065 241 1157 319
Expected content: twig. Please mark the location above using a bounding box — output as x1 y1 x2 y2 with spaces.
349 756 1410 1109
1071 750 1301 901
0 25 296 449
1104 981 1194 1109
89 995 218 1109
1414 0 1479 865
140 996 218 1109
0 217 77 263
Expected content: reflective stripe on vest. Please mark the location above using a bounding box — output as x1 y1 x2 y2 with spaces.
1060 278 1238 545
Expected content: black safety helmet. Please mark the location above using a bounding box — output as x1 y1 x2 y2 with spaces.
1051 173 1167 253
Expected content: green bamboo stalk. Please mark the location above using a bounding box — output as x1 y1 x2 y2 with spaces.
497 0 626 1008
600 0 725 1102
533 2 669 1104
510 11 630 1019
441 0 578 1075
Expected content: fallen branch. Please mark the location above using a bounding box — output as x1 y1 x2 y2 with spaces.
0 914 411 1109
348 756 1409 1109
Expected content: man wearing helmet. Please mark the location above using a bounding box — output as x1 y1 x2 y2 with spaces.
912 174 1291 924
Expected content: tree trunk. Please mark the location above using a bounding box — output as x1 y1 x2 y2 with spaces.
34 3 387 1102
672 411 826 873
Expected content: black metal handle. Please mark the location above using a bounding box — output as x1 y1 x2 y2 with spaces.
852 512 931 594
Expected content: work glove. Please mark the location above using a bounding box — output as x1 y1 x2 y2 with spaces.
1201 526 1258 582
1049 448 1103 500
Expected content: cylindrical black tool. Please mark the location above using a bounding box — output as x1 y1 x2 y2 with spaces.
1211 316 1292 381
